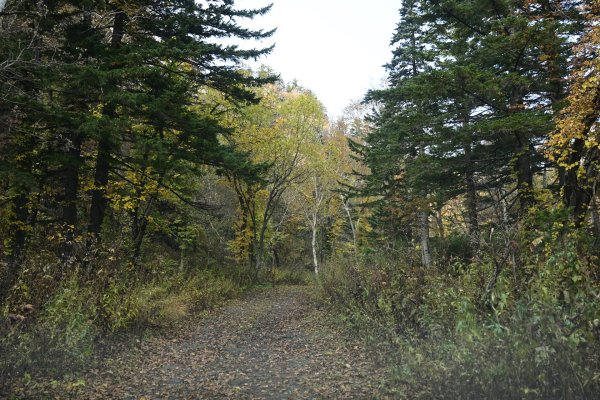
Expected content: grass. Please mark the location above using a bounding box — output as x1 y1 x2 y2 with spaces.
0 268 243 392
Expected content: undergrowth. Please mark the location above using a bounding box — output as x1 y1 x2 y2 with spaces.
0 237 311 395
0 254 244 389
318 230 600 399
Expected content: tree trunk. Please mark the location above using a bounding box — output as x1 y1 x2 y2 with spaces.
257 222 268 274
562 138 592 227
434 206 445 241
515 132 534 211
61 134 82 264
87 9 126 239
131 211 149 264
510 88 535 212
419 210 432 268
591 184 600 237
88 135 111 237
0 191 28 303
60 5 92 261
464 146 479 251
341 196 358 256
311 213 319 274
249 238 257 276
131 195 157 267
131 162 157 265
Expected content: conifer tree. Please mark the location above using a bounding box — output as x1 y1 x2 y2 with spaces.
357 0 447 266
357 0 586 261
0 0 275 295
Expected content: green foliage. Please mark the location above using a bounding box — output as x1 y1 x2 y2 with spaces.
0 253 243 387
0 277 99 383
226 82 328 276
319 227 600 398
41 278 98 359
390 324 599 399
97 266 241 333
0 0 277 302
1 0 598 396
440 234 474 264
0 1 284 385
326 1 599 394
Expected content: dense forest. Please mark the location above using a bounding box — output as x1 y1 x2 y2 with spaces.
1 0 599 398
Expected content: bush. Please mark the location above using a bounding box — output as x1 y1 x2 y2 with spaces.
0 264 244 391
318 232 600 398
390 304 600 399
0 277 99 384
97 269 242 332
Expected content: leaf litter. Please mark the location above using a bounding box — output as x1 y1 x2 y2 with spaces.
8 286 397 399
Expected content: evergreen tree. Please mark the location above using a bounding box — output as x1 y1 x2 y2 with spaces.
356 0 585 263
356 0 451 265
0 0 275 296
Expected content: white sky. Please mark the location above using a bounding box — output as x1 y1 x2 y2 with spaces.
235 0 400 119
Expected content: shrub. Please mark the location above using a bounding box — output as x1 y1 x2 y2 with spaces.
318 231 600 398
0 263 245 392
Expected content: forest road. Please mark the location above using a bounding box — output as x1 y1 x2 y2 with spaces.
64 285 393 399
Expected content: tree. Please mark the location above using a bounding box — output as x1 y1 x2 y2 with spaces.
82 0 276 244
291 125 349 274
547 1 600 226
227 82 326 277
355 0 587 270
0 0 276 299
358 0 442 267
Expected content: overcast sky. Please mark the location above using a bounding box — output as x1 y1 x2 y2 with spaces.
235 0 401 119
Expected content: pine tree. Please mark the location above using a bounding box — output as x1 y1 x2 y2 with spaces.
0 0 276 296
357 0 451 266
355 0 586 264
423 0 583 214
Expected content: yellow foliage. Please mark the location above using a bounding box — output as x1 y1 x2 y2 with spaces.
546 5 600 177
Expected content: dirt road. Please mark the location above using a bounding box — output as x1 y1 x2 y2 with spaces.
23 286 395 399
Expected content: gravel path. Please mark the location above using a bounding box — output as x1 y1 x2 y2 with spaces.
16 286 395 399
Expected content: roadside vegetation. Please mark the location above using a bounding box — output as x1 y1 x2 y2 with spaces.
318 1 600 398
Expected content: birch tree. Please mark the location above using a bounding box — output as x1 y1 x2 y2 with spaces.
228 83 326 277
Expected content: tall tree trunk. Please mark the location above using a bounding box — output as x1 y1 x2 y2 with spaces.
464 145 479 250
257 221 268 274
88 135 111 237
311 213 319 274
591 184 600 237
417 138 432 268
459 98 479 245
510 89 535 212
61 134 82 263
341 196 358 257
515 132 534 211
59 5 92 263
131 205 151 264
419 210 432 268
87 9 126 239
130 144 159 266
562 138 593 227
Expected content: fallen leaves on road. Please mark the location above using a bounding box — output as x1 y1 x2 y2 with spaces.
8 286 396 399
